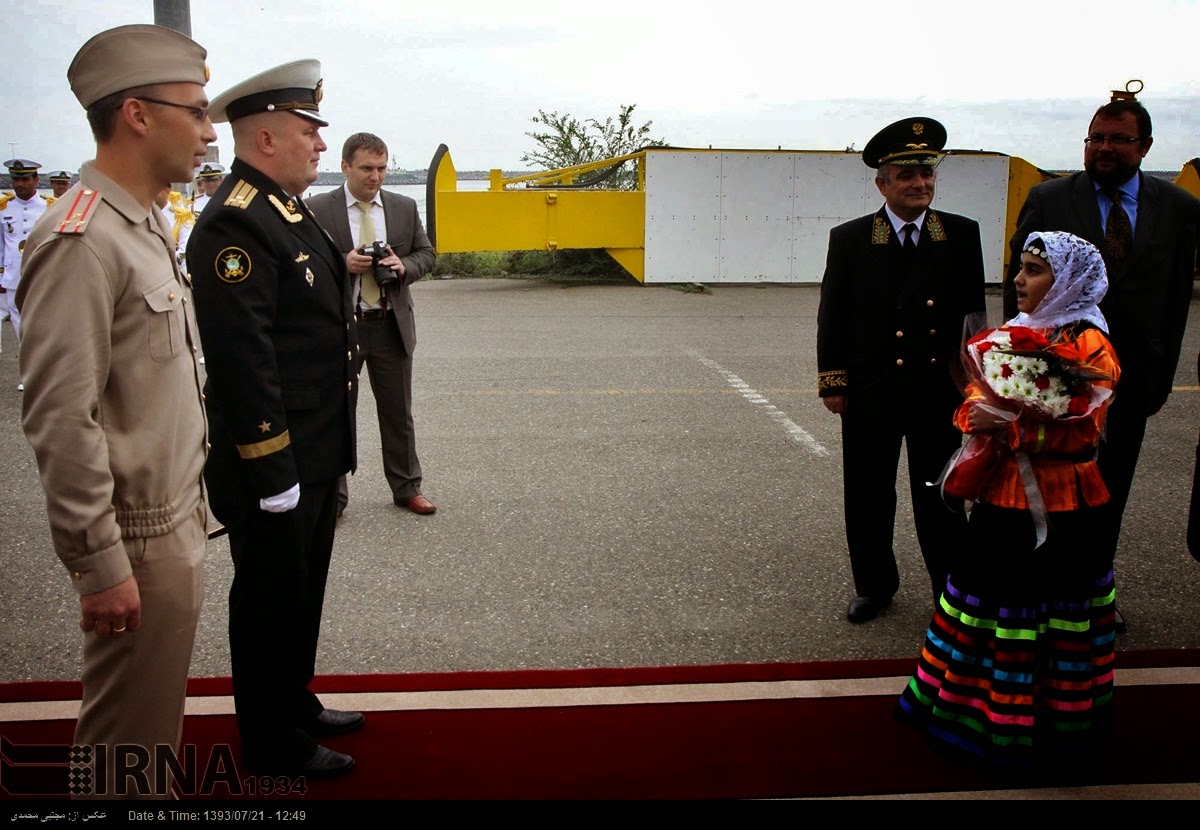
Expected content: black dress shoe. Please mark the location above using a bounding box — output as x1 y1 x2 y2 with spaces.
303 709 365 738
847 596 892 624
300 745 355 779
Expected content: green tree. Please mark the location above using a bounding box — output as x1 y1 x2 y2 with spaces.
521 103 668 190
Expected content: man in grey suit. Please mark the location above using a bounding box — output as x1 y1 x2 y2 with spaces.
1004 94 1200 630
307 133 438 516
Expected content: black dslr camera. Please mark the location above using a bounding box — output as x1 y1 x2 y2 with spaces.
358 241 398 289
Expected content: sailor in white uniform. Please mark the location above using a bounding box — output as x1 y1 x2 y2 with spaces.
1 159 53 354
189 162 225 216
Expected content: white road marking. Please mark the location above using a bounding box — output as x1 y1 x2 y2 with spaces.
691 352 828 457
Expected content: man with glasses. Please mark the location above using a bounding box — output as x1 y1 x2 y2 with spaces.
16 24 214 798
1 159 52 349
1004 92 1200 632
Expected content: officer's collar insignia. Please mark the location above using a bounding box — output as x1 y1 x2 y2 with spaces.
871 214 891 245
216 246 251 283
268 194 303 223
295 251 310 263
305 267 314 286
224 181 258 209
925 211 947 242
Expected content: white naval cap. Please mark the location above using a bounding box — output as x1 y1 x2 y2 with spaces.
208 59 327 127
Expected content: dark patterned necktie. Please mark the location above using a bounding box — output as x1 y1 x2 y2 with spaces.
1103 188 1132 279
902 223 917 251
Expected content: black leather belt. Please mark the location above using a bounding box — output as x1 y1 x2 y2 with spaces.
359 308 391 321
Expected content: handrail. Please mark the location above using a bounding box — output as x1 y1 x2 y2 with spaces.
494 151 648 190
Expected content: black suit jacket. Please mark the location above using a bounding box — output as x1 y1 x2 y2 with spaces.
306 186 437 355
817 207 987 406
1004 171 1200 409
189 158 358 520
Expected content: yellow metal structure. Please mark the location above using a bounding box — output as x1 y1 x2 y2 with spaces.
427 144 647 280
1176 158 1200 200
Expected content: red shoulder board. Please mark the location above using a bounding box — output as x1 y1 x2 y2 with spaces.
56 188 101 235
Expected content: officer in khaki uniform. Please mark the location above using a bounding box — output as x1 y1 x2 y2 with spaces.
188 59 361 779
16 25 214 798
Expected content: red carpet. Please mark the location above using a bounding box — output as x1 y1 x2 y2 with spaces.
2 650 1198 803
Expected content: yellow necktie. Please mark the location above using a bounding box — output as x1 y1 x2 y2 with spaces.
356 200 381 306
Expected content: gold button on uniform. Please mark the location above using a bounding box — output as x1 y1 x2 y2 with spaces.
347 382 352 390
895 330 904 338
926 299 934 307
168 292 176 301
896 359 904 366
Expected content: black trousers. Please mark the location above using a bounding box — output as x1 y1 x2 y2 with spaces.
1093 394 1149 573
839 395 967 602
227 479 339 768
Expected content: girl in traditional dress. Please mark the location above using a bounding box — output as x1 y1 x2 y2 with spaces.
897 231 1120 774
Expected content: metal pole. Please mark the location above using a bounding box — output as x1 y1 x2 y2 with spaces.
151 2 217 195
152 0 191 38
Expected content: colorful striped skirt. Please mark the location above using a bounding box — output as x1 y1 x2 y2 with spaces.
896 503 1117 770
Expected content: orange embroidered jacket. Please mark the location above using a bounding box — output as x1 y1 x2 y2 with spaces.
954 325 1120 511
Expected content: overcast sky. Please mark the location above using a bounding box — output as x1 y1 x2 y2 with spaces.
7 0 1200 176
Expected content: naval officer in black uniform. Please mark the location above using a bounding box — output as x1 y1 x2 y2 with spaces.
188 59 361 777
816 117 986 623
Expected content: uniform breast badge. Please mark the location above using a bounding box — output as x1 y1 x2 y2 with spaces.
305 267 314 287
216 247 251 283
294 251 310 263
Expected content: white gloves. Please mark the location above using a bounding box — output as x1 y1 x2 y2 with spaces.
260 483 300 513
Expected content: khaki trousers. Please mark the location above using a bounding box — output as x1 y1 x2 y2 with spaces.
73 503 207 800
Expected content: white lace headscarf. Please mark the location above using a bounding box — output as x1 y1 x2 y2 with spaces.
1008 231 1109 333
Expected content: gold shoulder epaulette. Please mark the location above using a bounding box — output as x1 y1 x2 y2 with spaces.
56 188 101 235
925 211 947 242
267 194 303 224
871 215 891 245
42 194 57 206
224 180 258 210
0 192 13 211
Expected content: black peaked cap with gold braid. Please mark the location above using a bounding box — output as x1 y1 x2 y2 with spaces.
861 117 947 169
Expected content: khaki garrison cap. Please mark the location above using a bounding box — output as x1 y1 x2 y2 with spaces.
68 24 209 109
861 117 948 170
208 59 328 127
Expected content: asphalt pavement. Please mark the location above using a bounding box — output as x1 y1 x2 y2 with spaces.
2 278 1199 684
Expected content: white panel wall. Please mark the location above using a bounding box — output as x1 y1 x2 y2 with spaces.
643 150 1011 284
644 152 723 282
